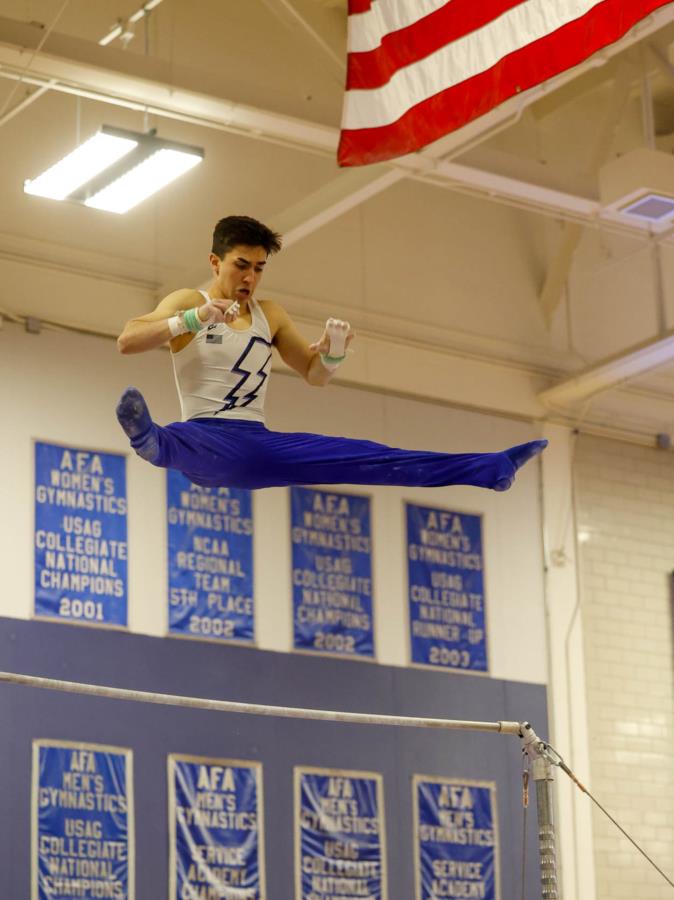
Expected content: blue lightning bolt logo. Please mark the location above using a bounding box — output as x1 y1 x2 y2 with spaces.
218 336 272 412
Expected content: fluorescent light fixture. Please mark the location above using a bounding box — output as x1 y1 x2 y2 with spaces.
24 125 204 212
85 147 202 213
24 131 138 200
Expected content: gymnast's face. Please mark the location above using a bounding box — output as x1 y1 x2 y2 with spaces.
209 244 268 303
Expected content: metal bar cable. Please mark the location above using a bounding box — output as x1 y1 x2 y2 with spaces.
548 744 674 889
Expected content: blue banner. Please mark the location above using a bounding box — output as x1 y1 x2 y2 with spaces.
169 756 265 899
167 471 254 642
406 503 487 672
291 487 374 658
296 767 385 899
414 777 499 900
33 740 134 900
35 442 128 627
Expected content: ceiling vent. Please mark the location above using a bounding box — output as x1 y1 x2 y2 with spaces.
599 148 674 231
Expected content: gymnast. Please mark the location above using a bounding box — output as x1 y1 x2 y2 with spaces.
115 215 547 490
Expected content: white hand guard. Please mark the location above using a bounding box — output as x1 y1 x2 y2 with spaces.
199 299 240 325
225 300 241 320
320 318 350 372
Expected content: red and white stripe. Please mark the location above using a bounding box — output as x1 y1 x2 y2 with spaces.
338 0 673 166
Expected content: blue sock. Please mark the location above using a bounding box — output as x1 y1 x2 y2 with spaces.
116 388 159 462
493 439 548 491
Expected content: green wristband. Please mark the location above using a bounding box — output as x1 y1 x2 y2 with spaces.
320 352 346 364
183 307 203 333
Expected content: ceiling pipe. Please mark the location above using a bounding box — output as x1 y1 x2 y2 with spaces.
98 0 164 47
0 1 165 129
0 78 55 127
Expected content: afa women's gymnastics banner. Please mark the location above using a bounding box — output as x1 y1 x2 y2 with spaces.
167 471 254 642
34 441 128 627
413 776 499 900
32 739 134 900
406 503 487 672
295 766 386 900
291 487 374 658
169 755 266 899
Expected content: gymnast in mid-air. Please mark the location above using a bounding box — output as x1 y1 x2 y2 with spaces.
115 215 546 490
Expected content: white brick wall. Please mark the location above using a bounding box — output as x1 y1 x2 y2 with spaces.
575 436 674 900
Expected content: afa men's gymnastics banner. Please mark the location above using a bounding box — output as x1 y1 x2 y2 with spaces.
295 766 386 900
169 755 266 899
406 503 487 672
34 441 128 627
32 739 134 900
291 487 374 658
167 471 254 642
413 776 499 900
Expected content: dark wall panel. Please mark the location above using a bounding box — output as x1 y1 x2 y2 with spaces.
0 617 547 898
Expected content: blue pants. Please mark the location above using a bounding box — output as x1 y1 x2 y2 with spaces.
131 418 521 490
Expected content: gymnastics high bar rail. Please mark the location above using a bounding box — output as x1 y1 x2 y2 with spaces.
0 670 560 899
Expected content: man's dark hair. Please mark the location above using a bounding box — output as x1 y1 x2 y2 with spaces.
211 215 282 259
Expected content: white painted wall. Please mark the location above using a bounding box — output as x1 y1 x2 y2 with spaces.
0 321 547 686
575 436 674 900
540 424 596 900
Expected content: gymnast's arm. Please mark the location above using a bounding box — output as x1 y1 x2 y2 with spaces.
117 289 205 354
265 302 353 387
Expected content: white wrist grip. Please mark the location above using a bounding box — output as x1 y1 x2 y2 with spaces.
326 317 349 358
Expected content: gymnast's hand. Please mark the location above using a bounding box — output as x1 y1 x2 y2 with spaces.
197 298 240 325
309 318 354 358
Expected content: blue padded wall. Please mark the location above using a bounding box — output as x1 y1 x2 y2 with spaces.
0 616 547 898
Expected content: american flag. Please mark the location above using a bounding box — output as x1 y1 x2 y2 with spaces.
338 0 673 166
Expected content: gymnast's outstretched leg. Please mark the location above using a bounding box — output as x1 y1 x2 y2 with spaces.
116 388 546 491
232 425 546 491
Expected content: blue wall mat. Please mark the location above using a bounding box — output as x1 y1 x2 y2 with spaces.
0 617 547 898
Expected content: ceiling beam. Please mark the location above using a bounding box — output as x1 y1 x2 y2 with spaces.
423 159 599 217
538 223 584 326
0 16 338 154
538 329 674 409
646 39 674 85
270 166 405 247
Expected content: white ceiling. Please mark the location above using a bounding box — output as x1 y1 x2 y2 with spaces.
4 0 674 443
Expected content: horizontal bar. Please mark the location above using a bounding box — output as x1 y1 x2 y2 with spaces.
0 671 523 735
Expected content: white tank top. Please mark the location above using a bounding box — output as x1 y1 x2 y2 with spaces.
171 292 273 423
